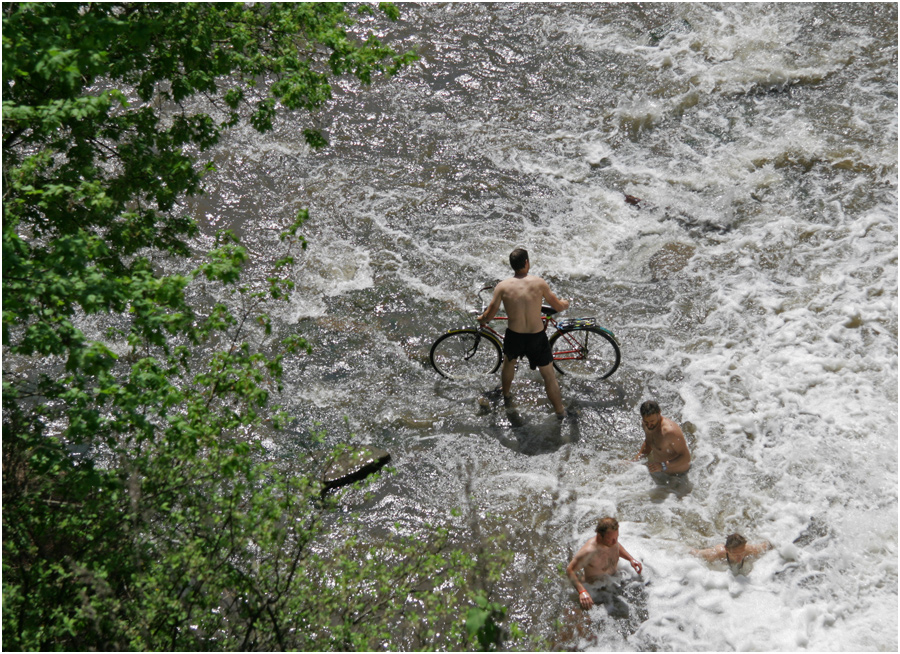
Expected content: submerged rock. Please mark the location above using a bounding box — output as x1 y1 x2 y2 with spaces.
321 445 391 492
649 242 695 280
648 19 692 46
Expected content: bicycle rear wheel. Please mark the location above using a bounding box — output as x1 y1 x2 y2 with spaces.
550 327 621 380
430 329 503 381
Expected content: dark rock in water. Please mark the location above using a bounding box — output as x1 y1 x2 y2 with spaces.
649 241 695 280
621 191 728 236
589 157 612 169
792 515 831 548
648 19 692 46
322 445 391 491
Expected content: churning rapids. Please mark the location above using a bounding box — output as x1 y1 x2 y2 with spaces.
175 3 897 651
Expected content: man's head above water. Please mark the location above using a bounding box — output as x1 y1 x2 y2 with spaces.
725 533 748 552
509 247 529 272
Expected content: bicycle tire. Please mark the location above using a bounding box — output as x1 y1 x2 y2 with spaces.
549 326 621 380
430 329 503 380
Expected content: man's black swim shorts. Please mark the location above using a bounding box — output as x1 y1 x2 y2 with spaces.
504 328 552 369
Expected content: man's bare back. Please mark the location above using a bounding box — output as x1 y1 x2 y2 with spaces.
479 272 568 333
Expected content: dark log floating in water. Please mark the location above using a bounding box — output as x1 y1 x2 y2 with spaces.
321 446 391 492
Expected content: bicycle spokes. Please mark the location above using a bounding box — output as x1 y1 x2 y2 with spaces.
549 324 620 380
464 332 483 361
554 331 585 360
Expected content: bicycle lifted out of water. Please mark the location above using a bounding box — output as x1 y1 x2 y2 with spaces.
429 282 621 382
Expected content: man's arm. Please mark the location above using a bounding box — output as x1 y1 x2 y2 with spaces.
633 438 650 461
690 545 725 562
477 285 504 325
647 423 691 474
618 543 643 575
565 547 594 610
664 426 691 473
746 541 772 557
540 279 569 313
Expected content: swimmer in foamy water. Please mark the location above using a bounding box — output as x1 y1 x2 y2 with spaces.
566 517 642 610
633 400 691 480
691 533 772 574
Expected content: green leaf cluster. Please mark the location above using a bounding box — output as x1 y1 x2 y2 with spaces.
2 3 524 651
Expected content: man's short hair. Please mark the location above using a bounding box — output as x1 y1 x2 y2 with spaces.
509 248 529 272
595 517 619 535
640 400 661 417
725 533 747 550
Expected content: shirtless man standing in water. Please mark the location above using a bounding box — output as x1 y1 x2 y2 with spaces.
477 248 570 418
633 400 691 476
566 517 643 610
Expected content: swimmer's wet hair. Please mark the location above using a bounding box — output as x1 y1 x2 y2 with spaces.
640 400 661 417
509 248 528 271
596 517 619 535
725 533 747 550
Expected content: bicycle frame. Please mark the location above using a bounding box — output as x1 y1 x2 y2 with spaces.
475 313 615 364
431 283 620 381
454 281 619 372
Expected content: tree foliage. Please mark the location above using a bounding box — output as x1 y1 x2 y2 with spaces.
2 3 518 650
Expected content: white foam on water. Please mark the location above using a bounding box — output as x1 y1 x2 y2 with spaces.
284 289 328 321
291 238 374 297
292 380 358 410
499 4 897 650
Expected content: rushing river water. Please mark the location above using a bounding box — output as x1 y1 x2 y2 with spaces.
187 3 897 650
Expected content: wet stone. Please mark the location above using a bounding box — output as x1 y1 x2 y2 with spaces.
649 242 695 280
322 445 391 491
648 19 692 46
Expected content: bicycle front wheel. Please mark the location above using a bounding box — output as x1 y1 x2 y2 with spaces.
550 327 621 380
430 329 503 381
